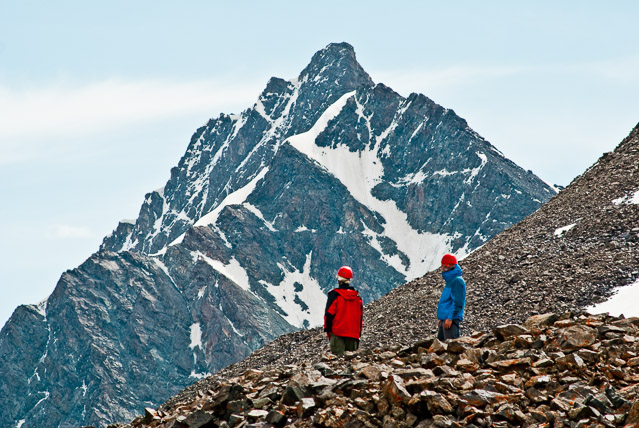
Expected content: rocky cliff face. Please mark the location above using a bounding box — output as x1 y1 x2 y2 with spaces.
100 42 553 285
0 43 554 428
0 252 293 428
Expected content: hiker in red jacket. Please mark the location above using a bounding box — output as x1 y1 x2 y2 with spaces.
324 266 363 356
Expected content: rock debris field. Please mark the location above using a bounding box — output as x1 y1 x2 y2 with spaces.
110 312 639 428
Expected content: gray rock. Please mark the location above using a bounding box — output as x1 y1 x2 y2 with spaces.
265 409 287 426
525 387 549 403
523 313 560 329
258 386 281 401
298 397 316 417
559 325 597 351
281 385 305 405
461 389 509 407
493 324 530 339
383 375 411 405
420 390 453 415
184 410 215 428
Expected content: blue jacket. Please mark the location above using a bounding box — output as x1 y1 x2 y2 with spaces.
436 264 466 322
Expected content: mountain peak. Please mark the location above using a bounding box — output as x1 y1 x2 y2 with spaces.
298 42 374 88
316 41 356 58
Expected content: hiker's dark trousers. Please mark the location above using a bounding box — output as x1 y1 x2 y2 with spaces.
437 321 460 341
329 334 359 356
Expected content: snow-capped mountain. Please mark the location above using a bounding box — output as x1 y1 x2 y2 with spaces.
133 124 639 428
0 43 554 428
102 42 553 324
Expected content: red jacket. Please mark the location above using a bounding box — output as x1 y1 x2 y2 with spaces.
324 287 363 339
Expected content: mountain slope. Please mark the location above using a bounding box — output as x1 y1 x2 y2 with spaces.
118 124 639 427
0 43 555 428
161 123 639 405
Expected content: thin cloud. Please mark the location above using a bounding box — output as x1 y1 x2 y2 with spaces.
47 224 95 240
372 65 529 95
0 77 263 161
570 55 639 83
373 55 639 97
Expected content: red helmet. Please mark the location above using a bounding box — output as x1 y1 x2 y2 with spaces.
441 254 457 265
337 266 353 279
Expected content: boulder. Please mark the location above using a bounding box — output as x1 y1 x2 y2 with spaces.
558 325 597 351
524 313 560 329
493 324 530 340
420 390 453 415
383 375 411 405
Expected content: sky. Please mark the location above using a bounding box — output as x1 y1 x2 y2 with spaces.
1 1 639 328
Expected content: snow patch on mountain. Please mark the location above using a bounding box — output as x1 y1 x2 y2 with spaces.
197 286 207 298
35 300 47 318
613 190 639 205
398 169 430 185
189 370 212 380
189 323 202 350
429 153 487 183
465 152 487 184
360 221 407 274
259 252 326 328
244 203 278 232
432 169 459 178
99 259 121 272
288 91 451 279
198 252 252 292
195 168 269 228
586 279 639 318
554 223 577 238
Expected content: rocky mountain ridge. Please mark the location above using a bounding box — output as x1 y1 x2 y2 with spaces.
110 123 639 427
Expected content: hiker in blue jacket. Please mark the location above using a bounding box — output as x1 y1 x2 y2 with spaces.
436 253 466 341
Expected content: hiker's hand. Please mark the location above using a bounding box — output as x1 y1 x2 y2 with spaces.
444 319 452 329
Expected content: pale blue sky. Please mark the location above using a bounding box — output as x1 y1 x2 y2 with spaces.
1 1 639 327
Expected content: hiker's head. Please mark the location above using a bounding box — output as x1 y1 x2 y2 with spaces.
337 266 353 285
440 254 457 272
